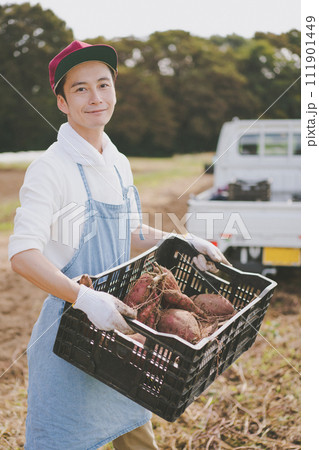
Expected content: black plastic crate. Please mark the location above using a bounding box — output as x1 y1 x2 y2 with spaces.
228 179 271 201
53 237 277 422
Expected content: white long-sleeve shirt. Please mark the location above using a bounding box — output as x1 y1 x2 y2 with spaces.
8 123 139 269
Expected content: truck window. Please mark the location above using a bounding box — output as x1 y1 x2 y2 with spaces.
238 134 259 155
293 133 301 155
264 133 288 156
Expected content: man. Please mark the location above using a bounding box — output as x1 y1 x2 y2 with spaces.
9 41 230 449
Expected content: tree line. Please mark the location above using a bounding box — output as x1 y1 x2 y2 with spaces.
0 3 301 155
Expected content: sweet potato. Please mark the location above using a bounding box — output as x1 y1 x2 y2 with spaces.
138 304 159 328
150 264 204 316
137 289 161 328
200 320 219 338
124 272 154 307
157 309 201 344
155 265 181 292
192 293 235 317
162 290 205 316
129 333 146 346
79 274 93 289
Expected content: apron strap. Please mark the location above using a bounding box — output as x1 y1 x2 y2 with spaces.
114 165 126 197
128 184 144 241
77 163 144 241
114 165 145 241
77 164 92 200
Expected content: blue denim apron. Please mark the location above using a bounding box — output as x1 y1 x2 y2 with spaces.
25 164 151 450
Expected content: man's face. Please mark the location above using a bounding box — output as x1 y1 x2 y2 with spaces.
57 60 116 134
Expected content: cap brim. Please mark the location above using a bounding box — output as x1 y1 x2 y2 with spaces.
54 45 117 92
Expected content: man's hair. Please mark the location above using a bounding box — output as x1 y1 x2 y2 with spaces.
55 64 116 102
55 76 66 101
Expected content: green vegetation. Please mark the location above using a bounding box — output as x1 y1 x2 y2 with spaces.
0 4 300 155
130 153 212 189
0 161 31 170
0 153 212 231
0 200 19 231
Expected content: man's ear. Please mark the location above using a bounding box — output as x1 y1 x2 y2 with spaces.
57 95 69 115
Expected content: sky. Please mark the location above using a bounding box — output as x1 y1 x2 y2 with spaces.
1 0 301 40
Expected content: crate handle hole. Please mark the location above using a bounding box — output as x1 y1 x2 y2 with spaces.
115 346 130 360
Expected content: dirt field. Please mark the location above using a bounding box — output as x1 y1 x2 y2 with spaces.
0 165 300 449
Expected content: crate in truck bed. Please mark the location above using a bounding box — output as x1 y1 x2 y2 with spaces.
228 179 271 201
53 237 277 422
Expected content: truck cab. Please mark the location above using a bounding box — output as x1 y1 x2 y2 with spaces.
213 118 301 201
187 118 301 274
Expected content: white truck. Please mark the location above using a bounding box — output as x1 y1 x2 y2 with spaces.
187 118 301 275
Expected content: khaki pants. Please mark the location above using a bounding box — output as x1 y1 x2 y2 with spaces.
112 420 158 450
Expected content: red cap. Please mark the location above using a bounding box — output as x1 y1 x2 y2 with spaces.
49 40 118 93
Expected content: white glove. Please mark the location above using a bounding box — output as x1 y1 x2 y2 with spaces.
73 285 137 334
183 233 232 273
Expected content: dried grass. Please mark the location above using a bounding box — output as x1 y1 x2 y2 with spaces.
149 286 301 450
1 283 300 450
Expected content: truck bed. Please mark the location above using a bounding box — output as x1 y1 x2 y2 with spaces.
187 187 301 253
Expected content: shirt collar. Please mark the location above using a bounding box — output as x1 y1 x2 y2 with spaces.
57 122 117 167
